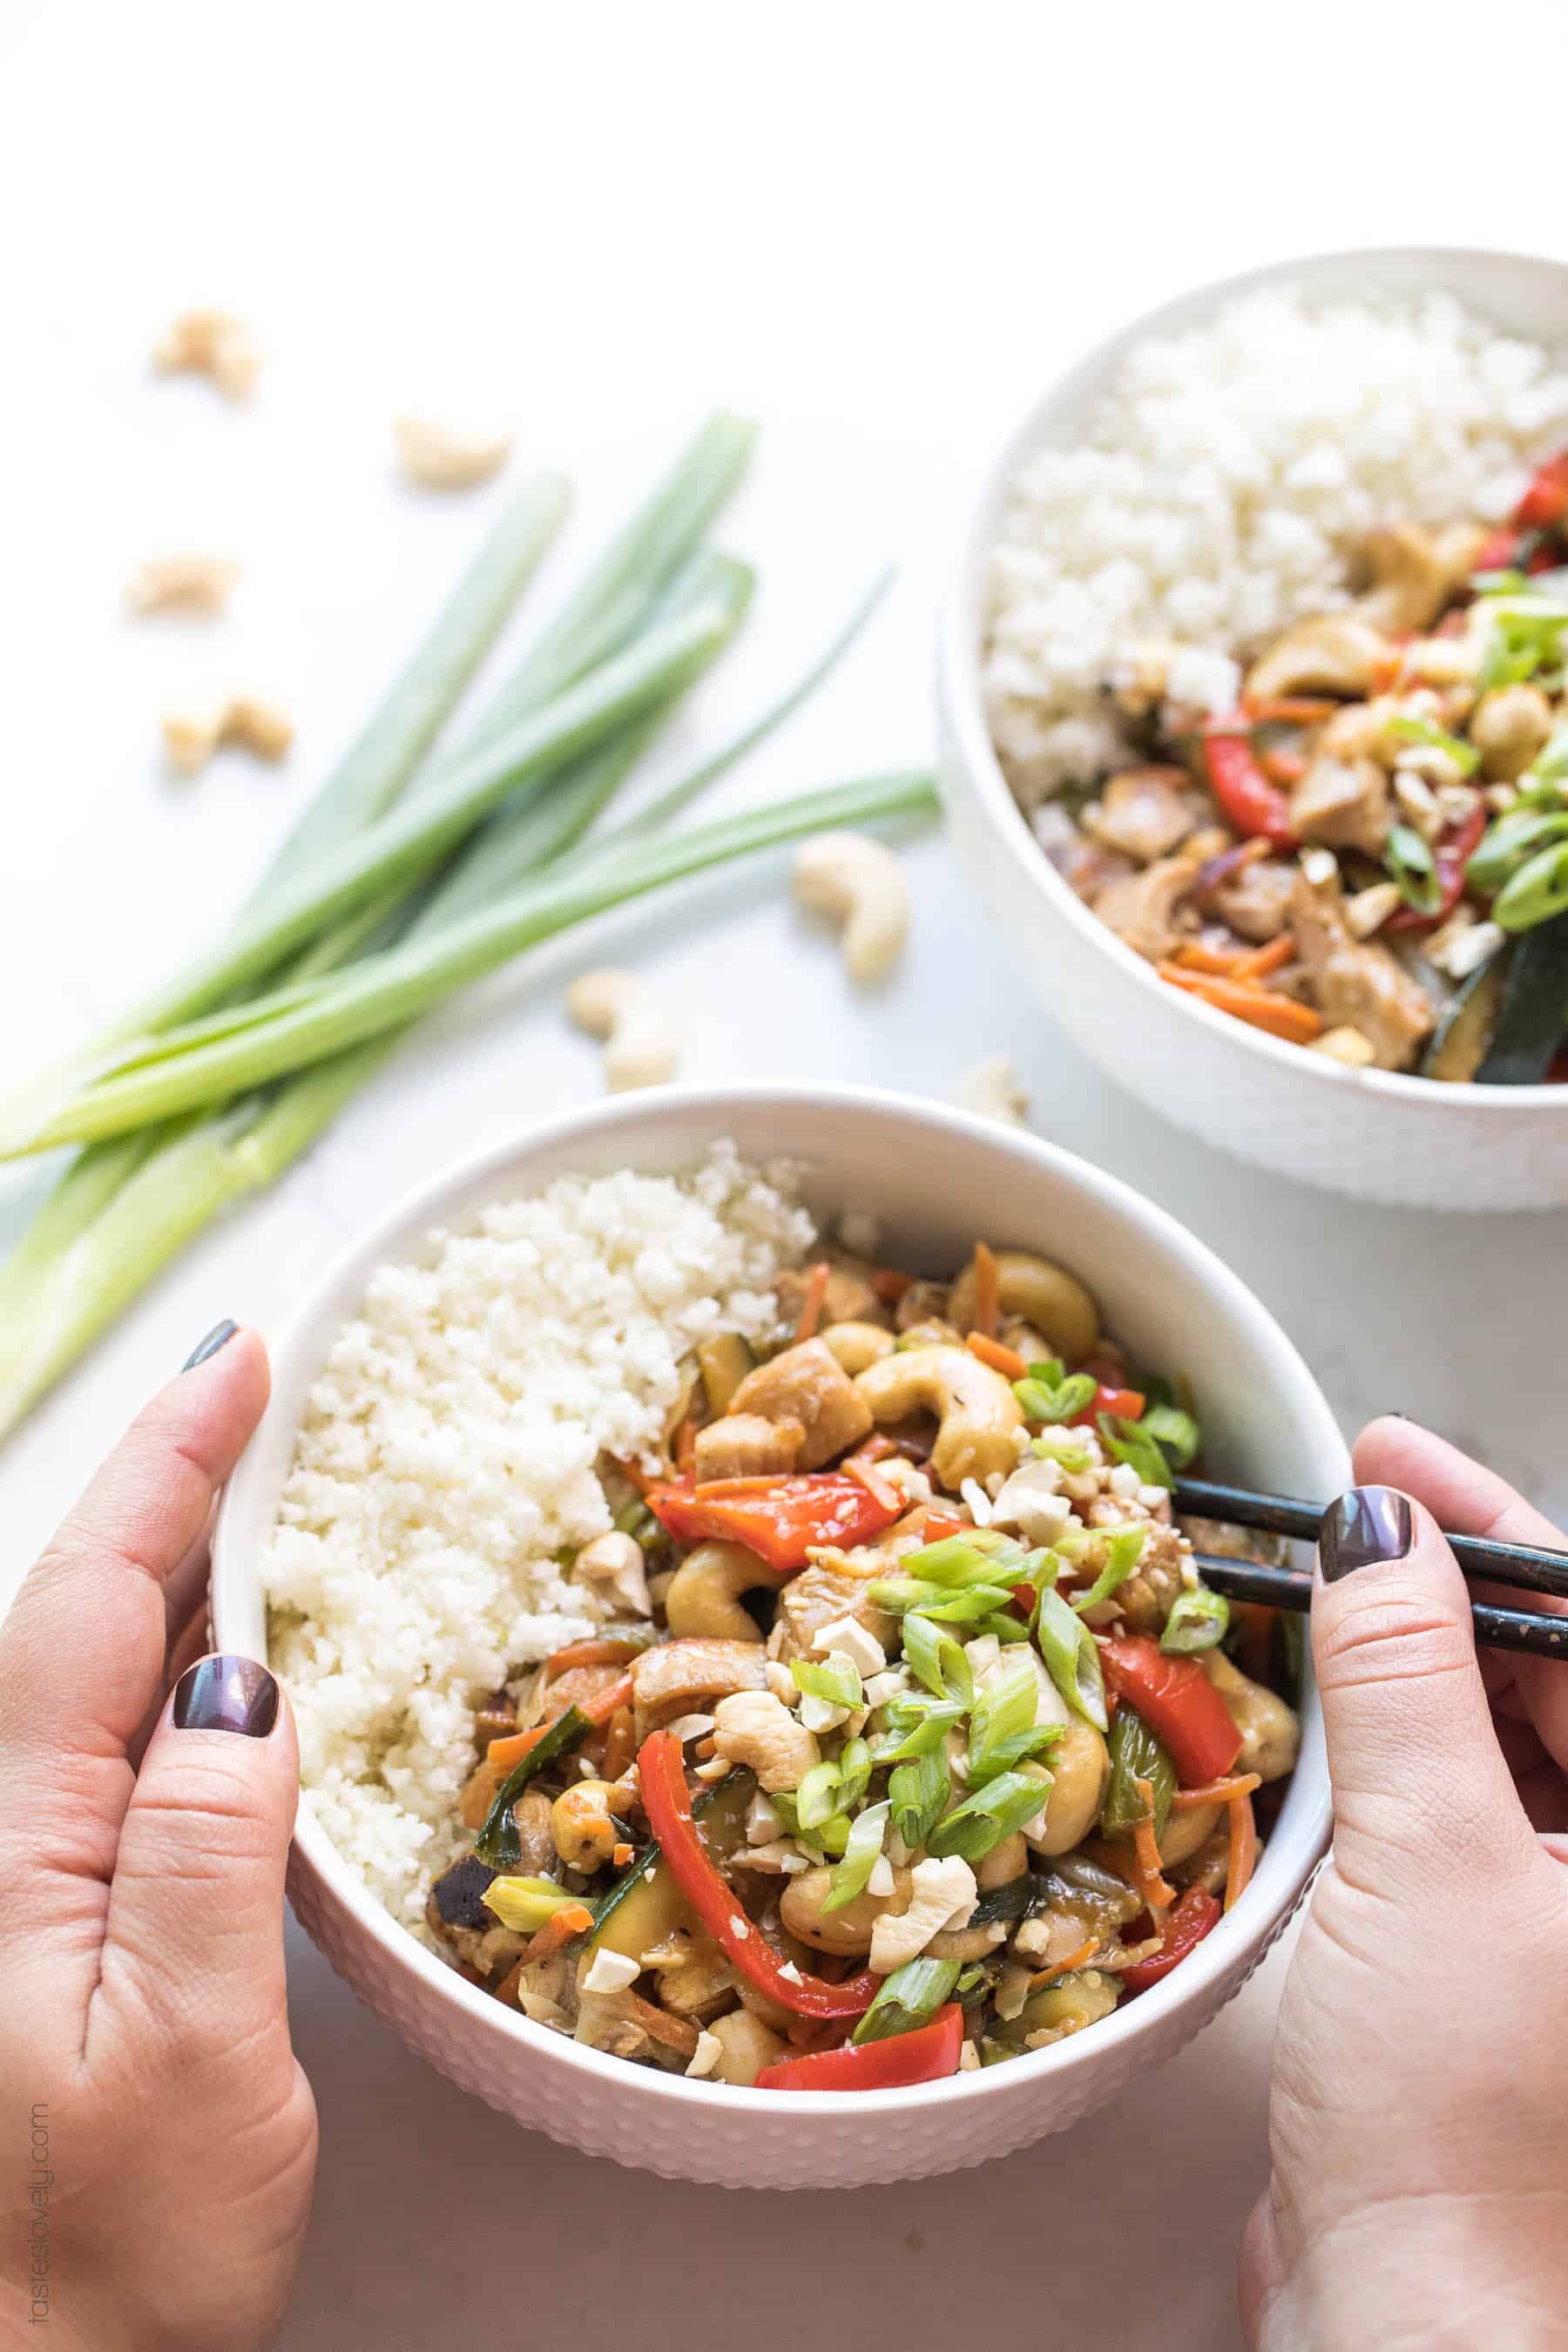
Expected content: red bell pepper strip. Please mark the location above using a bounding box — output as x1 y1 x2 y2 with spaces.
1517 449 1568 531
1120 1885 1222 1995
1098 1635 1242 1787
1472 526 1521 573
1387 801 1487 935
637 1732 879 2020
645 1474 902 1573
1068 1383 1146 1429
1202 720 1296 848
755 2004 965 2092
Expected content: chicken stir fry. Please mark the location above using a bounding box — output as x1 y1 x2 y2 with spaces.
424 1240 1299 2092
1037 449 1568 1084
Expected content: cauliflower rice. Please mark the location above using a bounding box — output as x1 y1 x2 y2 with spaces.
264 1143 811 1931
985 287 1568 807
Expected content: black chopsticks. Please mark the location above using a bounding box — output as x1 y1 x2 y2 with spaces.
1175 1476 1568 1662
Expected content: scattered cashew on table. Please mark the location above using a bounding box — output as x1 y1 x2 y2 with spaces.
565 967 680 1092
394 414 514 490
792 830 911 983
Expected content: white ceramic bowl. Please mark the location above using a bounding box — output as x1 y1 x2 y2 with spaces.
213 1082 1339 2187
936 245 1568 1210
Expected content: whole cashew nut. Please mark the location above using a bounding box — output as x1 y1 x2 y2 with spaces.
151 308 262 400
854 1343 1024 1487
394 414 514 490
565 967 679 1092
792 831 911 983
947 1247 1100 1363
162 693 294 776
665 1540 789 1643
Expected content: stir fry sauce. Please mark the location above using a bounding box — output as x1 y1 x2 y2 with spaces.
422 1243 1301 2091
1039 452 1568 1085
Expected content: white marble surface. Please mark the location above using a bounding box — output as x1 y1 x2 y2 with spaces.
4 3 1568 2344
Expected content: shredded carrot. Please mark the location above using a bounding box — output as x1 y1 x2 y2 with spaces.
868 1267 914 1304
1233 933 1296 983
1170 1771 1262 1813
612 1842 635 1869
1244 695 1339 726
485 1673 635 1769
601 1704 636 1783
795 1259 832 1342
966 1329 1028 1381
971 1242 1000 1340
854 1431 900 1464
1174 942 1250 976
673 1417 698 1477
545 1637 641 1674
1225 1790 1258 1911
1132 1777 1177 1916
1259 747 1307 787
612 1452 659 1498
1157 962 1323 1044
524 1904 594 1962
1029 1937 1098 1989
841 1449 903 1511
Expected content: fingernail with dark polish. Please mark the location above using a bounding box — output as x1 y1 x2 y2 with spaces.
173 1654 279 1737
1320 1485 1413 1582
182 1319 237 1372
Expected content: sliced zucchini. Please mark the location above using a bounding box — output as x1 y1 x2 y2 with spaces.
1423 954 1510 1084
584 1768 752 1960
1476 913 1568 1085
697 1332 754 1416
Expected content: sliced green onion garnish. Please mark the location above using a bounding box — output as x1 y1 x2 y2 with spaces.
1097 1414 1173 1493
1495 841 1568 932
822 1800 889 1915
1161 1584 1231 1656
481 1875 578 1932
869 1694 968 1761
927 1770 1051 1864
1141 1402 1201 1469
852 1957 962 2045
967 1656 1039 1780
901 1613 973 1707
796 1758 845 1832
965 1723 1061 1783
1012 1370 1098 1423
1031 1431 1093 1472
1070 1524 1146 1616
1383 822 1442 915
868 1578 1015 1625
1466 808 1568 896
1385 713 1479 776
791 1654 862 1710
1035 1588 1109 1733
889 1747 950 1850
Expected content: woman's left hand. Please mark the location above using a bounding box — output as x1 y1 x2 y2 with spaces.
0 1327 317 2352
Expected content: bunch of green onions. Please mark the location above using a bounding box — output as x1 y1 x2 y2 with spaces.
0 415 936 1436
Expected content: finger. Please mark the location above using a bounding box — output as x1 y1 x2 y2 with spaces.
1314 1479 1537 1904
91 1655 299 2061
0 1328 268 1962
1355 1417 1568 1769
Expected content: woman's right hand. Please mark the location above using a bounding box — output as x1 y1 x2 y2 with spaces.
1240 1416 1568 2349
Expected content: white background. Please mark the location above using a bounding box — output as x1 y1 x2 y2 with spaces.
4 4 1567 2345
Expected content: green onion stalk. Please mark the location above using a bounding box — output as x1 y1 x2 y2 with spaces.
0 418 919 1434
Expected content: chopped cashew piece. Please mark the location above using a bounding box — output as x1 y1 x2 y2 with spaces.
954 1052 1030 1126
125 554 240 617
989 1457 1073 1546
564 967 679 1093
792 831 911 983
686 2028 723 2079
394 413 514 490
712 1690 819 1793
572 1530 650 1618
1310 1025 1376 1068
161 693 294 776
582 1948 641 1995
868 1855 978 1974
151 308 261 399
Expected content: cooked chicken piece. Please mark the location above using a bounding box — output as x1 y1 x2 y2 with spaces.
726 1337 873 1469
1355 521 1487 636
1210 855 1295 943
693 1412 803 1483
767 1554 899 1663
1244 613 1389 706
1470 684 1553 782
1288 755 1392 859
775 1261 889 1330
631 1638 769 1740
1083 767 1199 865
1288 870 1435 1071
1092 843 1207 963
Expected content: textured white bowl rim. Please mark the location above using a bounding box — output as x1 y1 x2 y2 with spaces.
213 1080 1337 2132
936 240 1568 1124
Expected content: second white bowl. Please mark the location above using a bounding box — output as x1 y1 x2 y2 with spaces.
213 1082 1339 2186
936 244 1568 1209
